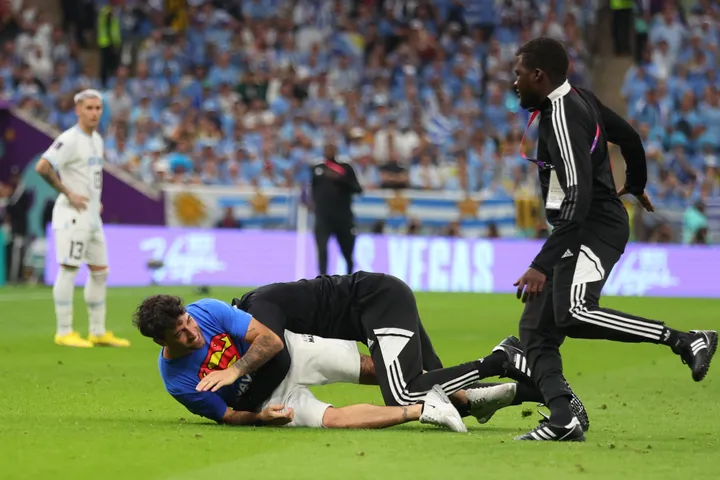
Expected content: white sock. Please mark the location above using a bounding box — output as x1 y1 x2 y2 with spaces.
85 269 108 337
53 266 78 336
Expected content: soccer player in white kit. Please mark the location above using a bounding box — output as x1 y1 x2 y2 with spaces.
35 89 130 348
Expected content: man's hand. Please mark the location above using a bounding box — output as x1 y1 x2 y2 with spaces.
67 192 89 211
196 368 241 393
258 404 294 426
617 186 654 212
514 267 547 303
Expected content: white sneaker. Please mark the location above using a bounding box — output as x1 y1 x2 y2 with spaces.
466 383 517 424
419 385 468 433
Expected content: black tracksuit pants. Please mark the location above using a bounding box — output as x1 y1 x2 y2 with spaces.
519 234 670 404
314 215 355 275
357 274 505 406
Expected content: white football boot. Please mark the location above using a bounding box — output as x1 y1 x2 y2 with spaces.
419 385 468 433
465 383 517 424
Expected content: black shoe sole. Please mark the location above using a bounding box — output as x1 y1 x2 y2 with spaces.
693 331 718 382
570 395 590 432
515 433 587 442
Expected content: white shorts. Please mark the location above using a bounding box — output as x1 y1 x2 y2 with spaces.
54 227 108 267
261 332 361 428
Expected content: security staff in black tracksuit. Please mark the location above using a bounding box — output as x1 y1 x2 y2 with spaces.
511 37 717 442
311 143 362 275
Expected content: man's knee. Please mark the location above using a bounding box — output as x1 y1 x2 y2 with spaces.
555 309 574 328
56 265 80 283
554 287 600 330
84 266 108 287
54 266 79 300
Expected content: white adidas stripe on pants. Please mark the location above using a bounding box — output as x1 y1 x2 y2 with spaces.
569 283 664 341
375 328 481 406
566 244 664 342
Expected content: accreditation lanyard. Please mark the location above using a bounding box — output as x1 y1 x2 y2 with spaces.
519 94 601 170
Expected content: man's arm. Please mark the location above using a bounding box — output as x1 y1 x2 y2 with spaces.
35 158 72 197
230 346 291 412
339 163 363 194
231 317 284 379
174 383 293 427
531 102 594 275
221 408 261 426
221 405 294 427
36 156 88 211
195 300 286 393
581 88 648 195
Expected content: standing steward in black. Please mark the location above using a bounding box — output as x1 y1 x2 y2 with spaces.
311 143 362 275
511 37 717 442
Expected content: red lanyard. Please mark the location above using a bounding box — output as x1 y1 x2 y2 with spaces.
520 101 601 169
325 160 345 175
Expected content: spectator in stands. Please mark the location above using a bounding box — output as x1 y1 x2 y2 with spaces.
650 6 687 60
106 81 133 121
407 218 422 236
59 0 94 48
486 222 500 239
650 221 674 243
379 151 410 190
374 117 406 164
683 201 708 244
4 166 31 284
443 220 461 238
106 136 133 168
410 153 442 190
0 0 20 44
216 207 242 229
5 0 661 238
97 1 123 87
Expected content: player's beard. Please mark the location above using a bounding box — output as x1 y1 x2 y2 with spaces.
519 90 543 111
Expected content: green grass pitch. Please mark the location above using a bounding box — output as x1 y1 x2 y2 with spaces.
0 286 718 480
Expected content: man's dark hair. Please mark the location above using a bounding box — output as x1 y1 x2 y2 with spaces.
133 295 186 340
516 37 570 85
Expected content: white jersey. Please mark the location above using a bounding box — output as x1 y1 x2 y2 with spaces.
41 125 104 231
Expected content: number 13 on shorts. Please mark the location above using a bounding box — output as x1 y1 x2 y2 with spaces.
55 228 108 267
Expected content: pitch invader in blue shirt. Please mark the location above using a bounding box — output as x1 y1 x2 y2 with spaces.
134 296 294 426
136 273 591 432
133 295 488 431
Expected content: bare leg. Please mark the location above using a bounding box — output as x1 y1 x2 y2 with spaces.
450 390 468 408
322 404 422 429
359 354 377 385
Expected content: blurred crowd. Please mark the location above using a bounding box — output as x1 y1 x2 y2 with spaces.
1 0 717 245
623 0 719 208
1 0 599 200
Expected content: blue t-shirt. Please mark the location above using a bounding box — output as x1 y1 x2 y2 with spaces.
159 299 253 423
